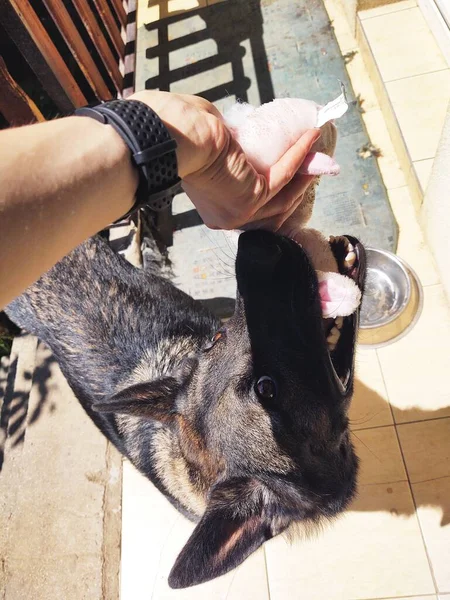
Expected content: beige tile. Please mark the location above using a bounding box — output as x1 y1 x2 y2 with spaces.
352 425 407 484
378 597 436 600
360 0 417 20
207 0 227 4
407 160 427 211
357 17 416 179
414 158 434 193
350 349 393 429
362 8 447 82
361 108 407 188
377 597 436 600
386 70 450 162
137 1 159 27
378 285 450 424
387 186 440 287
265 481 434 600
168 0 206 13
413 476 450 593
120 461 270 600
323 0 359 53
397 418 450 482
138 0 206 26
346 51 381 113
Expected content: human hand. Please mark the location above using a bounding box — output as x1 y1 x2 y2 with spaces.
130 91 320 230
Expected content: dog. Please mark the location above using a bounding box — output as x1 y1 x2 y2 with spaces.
5 227 365 588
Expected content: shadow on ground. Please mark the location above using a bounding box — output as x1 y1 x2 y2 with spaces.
350 379 450 527
143 0 274 104
0 348 56 472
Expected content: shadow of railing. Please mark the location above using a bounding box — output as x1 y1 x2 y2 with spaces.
142 0 274 104
0 343 56 472
122 0 138 97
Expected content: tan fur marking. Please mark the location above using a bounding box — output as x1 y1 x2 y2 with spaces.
152 426 207 516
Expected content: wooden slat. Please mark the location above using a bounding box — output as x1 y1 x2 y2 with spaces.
0 0 87 110
71 0 123 93
41 0 112 100
110 0 127 29
91 0 125 58
0 56 45 125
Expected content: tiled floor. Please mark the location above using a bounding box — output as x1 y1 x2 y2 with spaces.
358 0 450 198
121 0 450 598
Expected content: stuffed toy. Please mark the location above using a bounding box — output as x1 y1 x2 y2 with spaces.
224 90 361 324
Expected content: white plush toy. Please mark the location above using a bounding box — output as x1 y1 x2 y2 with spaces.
223 90 361 320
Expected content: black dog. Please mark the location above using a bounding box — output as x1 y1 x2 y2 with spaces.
6 230 365 588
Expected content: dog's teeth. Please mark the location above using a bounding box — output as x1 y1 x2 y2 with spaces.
328 342 337 352
335 316 344 330
344 251 356 268
347 242 354 252
329 326 340 341
327 326 341 345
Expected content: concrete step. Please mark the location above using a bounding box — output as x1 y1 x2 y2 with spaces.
0 335 122 600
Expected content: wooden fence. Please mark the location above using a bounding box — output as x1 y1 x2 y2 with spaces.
0 0 133 127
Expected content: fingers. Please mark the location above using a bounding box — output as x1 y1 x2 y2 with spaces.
249 173 315 224
267 129 321 199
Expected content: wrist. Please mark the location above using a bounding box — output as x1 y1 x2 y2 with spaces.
75 100 180 217
129 90 225 179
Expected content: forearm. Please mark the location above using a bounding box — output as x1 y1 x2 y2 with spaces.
0 116 138 308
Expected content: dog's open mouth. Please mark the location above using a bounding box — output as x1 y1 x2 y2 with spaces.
235 230 365 397
290 233 366 396
321 235 366 395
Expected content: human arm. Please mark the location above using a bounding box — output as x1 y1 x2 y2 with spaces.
0 91 319 308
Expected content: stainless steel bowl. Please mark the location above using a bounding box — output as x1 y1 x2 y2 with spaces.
359 248 423 349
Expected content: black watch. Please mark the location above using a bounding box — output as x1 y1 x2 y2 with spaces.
74 99 181 219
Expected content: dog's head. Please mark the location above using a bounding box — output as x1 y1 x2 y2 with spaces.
95 230 365 588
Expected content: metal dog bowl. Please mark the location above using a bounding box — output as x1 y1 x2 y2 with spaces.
359 248 423 349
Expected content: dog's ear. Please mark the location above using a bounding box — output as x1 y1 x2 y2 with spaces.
168 477 290 589
93 377 179 422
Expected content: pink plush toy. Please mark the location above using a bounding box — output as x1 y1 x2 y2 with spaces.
223 92 361 322
225 98 340 177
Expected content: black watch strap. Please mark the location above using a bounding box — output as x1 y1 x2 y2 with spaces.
74 99 181 219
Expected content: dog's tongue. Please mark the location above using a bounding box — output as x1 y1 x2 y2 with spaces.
298 152 340 176
317 271 361 319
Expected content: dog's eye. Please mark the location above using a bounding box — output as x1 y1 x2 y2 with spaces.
204 329 226 351
255 376 277 401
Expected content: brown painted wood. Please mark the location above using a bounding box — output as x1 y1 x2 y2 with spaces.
0 55 45 125
71 0 123 92
110 0 127 29
41 0 112 100
91 0 125 58
0 0 87 110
